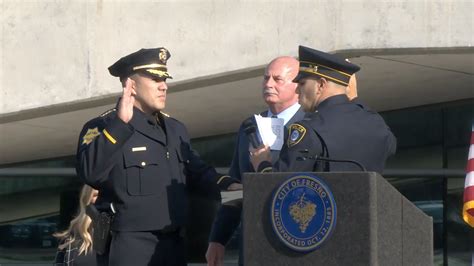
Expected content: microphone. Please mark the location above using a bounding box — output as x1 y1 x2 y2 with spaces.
242 118 263 148
297 149 367 172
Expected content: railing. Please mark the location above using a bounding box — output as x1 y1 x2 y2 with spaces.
0 167 467 177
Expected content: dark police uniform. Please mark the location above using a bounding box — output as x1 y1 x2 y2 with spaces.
76 47 237 266
258 46 396 173
228 108 306 181
277 94 396 173
208 107 306 265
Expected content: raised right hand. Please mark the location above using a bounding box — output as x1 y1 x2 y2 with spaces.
206 242 225 266
117 78 136 123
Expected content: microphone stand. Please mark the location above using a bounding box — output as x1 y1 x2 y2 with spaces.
296 149 367 172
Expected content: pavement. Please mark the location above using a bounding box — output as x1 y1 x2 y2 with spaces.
0 248 239 266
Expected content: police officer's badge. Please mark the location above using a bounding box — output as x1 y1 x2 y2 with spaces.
288 123 306 147
270 174 337 252
310 64 318 73
82 127 100 145
159 48 169 64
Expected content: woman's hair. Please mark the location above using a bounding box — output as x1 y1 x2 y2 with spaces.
54 184 97 255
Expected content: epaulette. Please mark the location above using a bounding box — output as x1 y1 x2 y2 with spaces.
100 108 117 117
160 111 170 117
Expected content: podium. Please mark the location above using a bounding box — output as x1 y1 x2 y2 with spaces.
242 172 433 266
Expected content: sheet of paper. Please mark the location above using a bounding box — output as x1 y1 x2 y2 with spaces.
221 190 243 204
254 114 285 151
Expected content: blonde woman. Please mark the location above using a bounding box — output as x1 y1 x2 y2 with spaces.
54 184 98 265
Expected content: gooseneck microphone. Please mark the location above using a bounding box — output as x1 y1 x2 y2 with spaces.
242 118 263 149
297 149 367 172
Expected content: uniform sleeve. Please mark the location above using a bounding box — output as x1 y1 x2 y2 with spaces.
208 203 242 245
76 116 134 187
258 123 324 172
228 126 247 181
177 123 239 190
207 127 248 244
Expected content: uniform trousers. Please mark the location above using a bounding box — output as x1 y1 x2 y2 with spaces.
108 230 186 266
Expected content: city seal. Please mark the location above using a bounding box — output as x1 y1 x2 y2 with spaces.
270 173 337 252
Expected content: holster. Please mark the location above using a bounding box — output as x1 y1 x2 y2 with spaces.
86 204 114 255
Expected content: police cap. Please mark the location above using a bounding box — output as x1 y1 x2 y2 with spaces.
108 47 172 80
293 45 360 86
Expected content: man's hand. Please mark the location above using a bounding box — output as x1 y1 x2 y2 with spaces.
226 183 243 191
249 145 271 171
206 242 225 266
117 78 137 123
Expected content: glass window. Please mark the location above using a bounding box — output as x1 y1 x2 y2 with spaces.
0 174 81 264
444 103 474 148
385 145 443 169
0 216 59 262
382 106 443 149
191 133 237 167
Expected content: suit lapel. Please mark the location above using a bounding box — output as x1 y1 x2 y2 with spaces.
286 107 306 127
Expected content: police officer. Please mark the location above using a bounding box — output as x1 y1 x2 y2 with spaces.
250 45 396 173
76 47 240 266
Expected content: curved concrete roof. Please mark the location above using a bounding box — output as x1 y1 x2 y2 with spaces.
0 48 473 165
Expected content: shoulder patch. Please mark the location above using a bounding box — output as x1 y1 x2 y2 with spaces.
82 127 101 145
160 111 170 117
100 108 116 117
288 123 307 148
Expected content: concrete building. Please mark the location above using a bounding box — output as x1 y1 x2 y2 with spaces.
0 0 473 265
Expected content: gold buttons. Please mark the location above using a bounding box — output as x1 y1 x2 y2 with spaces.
141 162 146 167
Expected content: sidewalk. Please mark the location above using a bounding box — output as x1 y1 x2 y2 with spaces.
0 249 239 266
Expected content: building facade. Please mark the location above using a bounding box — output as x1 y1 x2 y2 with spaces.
0 1 473 265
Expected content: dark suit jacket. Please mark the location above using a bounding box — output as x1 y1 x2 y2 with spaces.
209 107 306 244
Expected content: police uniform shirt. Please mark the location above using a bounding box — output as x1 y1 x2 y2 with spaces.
274 94 397 173
76 107 235 232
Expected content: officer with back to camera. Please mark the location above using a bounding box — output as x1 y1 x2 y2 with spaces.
250 45 396 173
76 47 241 266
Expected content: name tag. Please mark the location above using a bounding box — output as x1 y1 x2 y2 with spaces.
132 146 147 152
